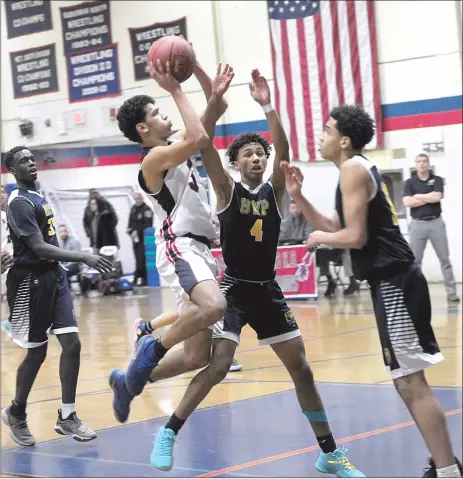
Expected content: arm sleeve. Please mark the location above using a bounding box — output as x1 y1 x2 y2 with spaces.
434 176 444 194
7 198 40 238
402 179 413 197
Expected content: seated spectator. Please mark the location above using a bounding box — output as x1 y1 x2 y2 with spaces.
58 225 90 296
278 200 313 245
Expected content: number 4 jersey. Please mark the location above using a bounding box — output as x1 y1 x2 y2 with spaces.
218 181 281 282
7 188 59 267
335 155 414 281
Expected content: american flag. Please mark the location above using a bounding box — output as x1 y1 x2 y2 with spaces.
268 0 383 162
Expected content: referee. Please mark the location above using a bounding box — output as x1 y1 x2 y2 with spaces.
403 153 459 303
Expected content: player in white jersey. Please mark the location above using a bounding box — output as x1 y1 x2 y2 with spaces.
109 57 228 421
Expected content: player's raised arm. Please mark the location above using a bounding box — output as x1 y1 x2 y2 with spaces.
200 63 235 211
249 69 289 204
141 60 209 185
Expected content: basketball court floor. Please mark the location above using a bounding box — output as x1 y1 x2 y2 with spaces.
1 284 461 477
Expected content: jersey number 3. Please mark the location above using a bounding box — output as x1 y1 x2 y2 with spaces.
48 217 57 236
250 219 263 242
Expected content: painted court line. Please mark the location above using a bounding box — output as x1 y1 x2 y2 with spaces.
195 408 463 477
1 450 267 478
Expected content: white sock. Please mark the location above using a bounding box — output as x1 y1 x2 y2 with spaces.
61 403 76 420
436 464 461 478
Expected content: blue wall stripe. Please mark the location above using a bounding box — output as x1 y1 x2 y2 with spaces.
381 95 462 118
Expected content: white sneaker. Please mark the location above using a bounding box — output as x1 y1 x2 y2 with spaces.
229 359 243 372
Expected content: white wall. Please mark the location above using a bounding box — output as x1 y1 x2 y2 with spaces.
1 0 462 282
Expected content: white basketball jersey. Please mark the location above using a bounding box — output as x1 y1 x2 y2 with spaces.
139 146 216 244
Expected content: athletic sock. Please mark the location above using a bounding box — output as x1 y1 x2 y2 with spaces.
165 412 185 435
436 464 461 478
316 433 337 454
61 403 76 420
154 338 168 362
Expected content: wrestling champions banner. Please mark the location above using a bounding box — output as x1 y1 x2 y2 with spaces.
211 244 318 299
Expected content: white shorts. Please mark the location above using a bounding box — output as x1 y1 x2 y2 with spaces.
156 237 218 314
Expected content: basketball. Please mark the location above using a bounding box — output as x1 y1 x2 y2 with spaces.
147 35 196 83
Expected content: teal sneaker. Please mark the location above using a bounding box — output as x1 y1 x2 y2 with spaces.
1 320 12 339
150 426 178 471
315 447 365 477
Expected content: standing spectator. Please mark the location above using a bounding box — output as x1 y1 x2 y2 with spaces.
58 225 90 296
83 191 119 250
127 192 153 286
403 154 459 303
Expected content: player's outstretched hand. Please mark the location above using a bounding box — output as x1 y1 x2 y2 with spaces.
1 252 13 273
281 161 304 197
148 59 181 93
83 254 114 274
249 69 271 106
211 63 234 98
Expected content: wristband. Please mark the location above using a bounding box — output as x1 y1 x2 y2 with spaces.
262 103 274 113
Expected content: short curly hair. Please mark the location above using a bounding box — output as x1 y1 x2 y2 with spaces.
226 132 272 165
5 145 28 172
117 95 155 143
330 105 375 150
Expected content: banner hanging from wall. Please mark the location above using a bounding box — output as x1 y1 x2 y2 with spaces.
211 245 318 299
66 44 120 103
60 0 112 55
5 0 53 39
10 43 59 99
129 17 187 81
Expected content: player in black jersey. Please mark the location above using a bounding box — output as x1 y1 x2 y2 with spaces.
282 105 462 478
1 146 113 447
148 67 364 477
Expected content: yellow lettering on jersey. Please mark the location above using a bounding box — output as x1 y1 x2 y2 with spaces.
250 219 263 242
48 217 57 236
382 183 399 225
241 199 270 216
240 198 250 214
42 204 53 217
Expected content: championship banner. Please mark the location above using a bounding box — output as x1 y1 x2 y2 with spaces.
66 44 120 103
60 0 112 56
129 17 187 81
211 244 318 299
10 43 58 99
5 0 52 39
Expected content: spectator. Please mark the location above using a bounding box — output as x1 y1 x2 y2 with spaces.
278 199 313 244
403 153 459 303
127 192 153 286
58 224 90 296
83 190 119 250
211 214 221 248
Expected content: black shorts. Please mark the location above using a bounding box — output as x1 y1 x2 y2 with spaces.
369 263 443 378
212 275 301 345
6 265 78 348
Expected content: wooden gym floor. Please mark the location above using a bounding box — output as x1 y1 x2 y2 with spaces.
1 283 461 477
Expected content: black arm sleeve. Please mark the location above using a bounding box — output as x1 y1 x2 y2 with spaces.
7 198 40 238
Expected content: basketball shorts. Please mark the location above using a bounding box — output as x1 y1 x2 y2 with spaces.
6 265 78 348
369 263 444 379
156 237 217 314
212 275 301 346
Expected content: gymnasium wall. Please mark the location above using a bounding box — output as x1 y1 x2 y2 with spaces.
1 0 462 281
